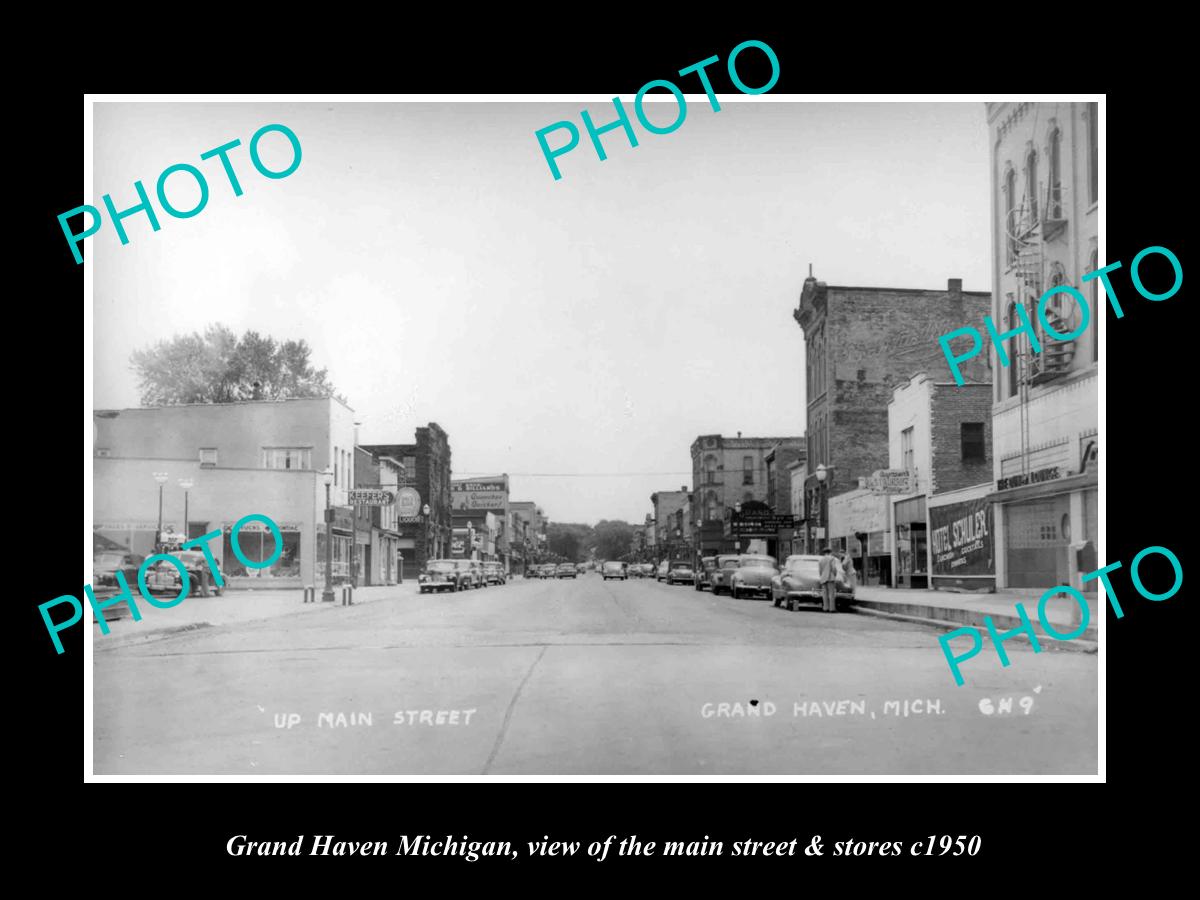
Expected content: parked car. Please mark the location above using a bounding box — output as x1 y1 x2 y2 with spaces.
727 554 779 600
639 563 656 578
667 562 695 585
655 560 669 581
556 563 577 579
540 564 557 579
93 551 145 587
628 564 644 579
451 559 485 589
694 556 717 592
483 561 506 585
141 550 227 597
419 559 468 593
771 555 856 610
709 554 742 595
601 561 627 581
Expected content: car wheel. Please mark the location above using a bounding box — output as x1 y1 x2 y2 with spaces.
732 586 741 600
788 597 796 611
773 594 780 607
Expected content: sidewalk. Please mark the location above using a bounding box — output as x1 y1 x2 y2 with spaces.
847 584 1098 652
93 582 421 649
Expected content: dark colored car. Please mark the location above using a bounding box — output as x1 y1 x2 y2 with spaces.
727 555 778 600
694 556 717 592
709 554 742 595
667 562 695 585
141 550 227 597
601 561 627 580
771 555 856 610
556 563 577 579
419 559 468 593
93 551 145 587
483 561 506 585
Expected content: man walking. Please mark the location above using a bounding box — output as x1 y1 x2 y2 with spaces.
819 546 839 613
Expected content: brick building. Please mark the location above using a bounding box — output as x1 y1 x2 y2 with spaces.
888 374 994 591
792 273 992 558
362 423 452 571
690 433 805 557
765 442 807 559
651 487 692 562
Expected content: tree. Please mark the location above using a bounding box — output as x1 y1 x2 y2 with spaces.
130 324 343 406
593 520 635 561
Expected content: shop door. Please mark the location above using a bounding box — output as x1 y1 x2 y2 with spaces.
1005 496 1071 587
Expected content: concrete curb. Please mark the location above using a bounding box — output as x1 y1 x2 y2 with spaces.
848 603 1097 654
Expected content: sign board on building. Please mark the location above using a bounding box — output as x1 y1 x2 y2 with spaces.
929 497 995 577
450 537 466 557
996 466 1061 492
867 469 915 494
451 478 508 510
347 488 396 506
1079 436 1098 476
731 513 797 536
396 487 422 517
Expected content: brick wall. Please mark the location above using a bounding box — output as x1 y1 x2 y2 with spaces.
930 383 993 494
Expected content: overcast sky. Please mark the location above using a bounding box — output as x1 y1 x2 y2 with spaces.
92 100 990 525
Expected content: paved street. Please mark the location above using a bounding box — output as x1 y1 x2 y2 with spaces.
93 575 1097 776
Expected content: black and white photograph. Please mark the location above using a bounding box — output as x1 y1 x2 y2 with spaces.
83 94 1101 777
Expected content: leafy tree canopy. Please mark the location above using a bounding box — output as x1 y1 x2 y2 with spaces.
130 324 344 406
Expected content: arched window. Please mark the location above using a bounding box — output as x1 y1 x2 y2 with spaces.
1007 300 1020 397
1090 248 1099 363
1003 164 1017 263
1048 126 1063 219
1024 147 1038 223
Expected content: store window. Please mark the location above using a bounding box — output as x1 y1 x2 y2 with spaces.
961 423 985 462
224 522 301 578
262 447 312 470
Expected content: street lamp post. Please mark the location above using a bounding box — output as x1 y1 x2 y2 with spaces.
322 467 335 603
153 471 169 552
422 503 432 563
178 478 194 542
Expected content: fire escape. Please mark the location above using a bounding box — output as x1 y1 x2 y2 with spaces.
1005 170 1074 480
1006 175 1074 388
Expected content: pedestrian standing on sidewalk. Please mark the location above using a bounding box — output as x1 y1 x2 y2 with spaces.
818 546 839 613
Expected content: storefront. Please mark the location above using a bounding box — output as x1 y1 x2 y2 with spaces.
892 496 928 589
828 488 892 586
928 486 995 592
993 466 1098 591
222 518 304 581
316 508 354 585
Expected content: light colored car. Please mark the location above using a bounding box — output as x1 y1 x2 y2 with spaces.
601 561 627 580
453 559 485 589
771 555 856 610
483 561 506 585
656 560 669 581
556 563 577 579
419 559 467 593
727 554 778 600
667 562 695 585
709 554 742 595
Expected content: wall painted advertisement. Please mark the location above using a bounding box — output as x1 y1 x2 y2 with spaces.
451 477 508 510
929 497 994 577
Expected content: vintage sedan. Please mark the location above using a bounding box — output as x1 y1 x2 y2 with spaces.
708 554 742 595
93 551 144 587
556 563 578 579
771 555 856 611
727 555 779 600
667 562 695 585
482 561 506 585
142 550 227 597
601 561 627 581
694 556 717 592
419 559 468 593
